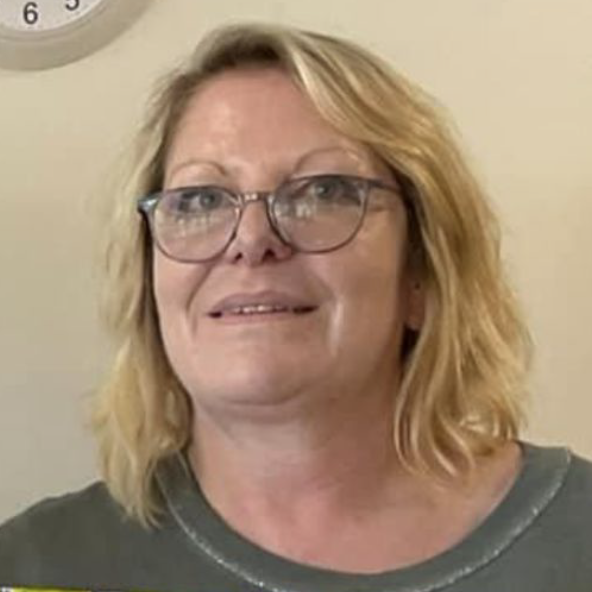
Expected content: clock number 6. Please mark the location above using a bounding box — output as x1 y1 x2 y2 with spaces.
65 0 81 11
23 2 39 25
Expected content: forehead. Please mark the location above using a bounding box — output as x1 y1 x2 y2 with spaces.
164 67 383 182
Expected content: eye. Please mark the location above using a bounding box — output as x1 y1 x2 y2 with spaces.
305 176 361 205
171 186 233 214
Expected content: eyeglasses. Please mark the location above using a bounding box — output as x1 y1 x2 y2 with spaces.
137 174 407 263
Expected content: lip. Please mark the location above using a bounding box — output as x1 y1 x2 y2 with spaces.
208 290 318 318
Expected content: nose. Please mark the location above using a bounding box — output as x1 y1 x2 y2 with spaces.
222 196 293 265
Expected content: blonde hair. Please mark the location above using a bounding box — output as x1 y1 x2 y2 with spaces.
92 23 532 527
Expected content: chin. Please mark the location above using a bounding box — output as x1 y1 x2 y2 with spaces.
185 364 317 414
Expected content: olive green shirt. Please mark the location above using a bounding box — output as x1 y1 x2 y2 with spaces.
1 442 592 591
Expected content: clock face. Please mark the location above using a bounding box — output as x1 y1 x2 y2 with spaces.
0 0 150 69
0 0 106 33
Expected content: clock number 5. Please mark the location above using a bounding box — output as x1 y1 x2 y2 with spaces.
23 2 39 25
65 0 81 11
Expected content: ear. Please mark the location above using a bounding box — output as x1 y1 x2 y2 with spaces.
404 275 425 332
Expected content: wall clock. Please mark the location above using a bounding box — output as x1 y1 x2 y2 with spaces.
0 0 152 70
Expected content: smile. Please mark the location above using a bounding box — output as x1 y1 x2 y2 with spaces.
215 304 315 317
208 290 318 319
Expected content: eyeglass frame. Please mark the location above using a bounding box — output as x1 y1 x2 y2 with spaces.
137 173 417 264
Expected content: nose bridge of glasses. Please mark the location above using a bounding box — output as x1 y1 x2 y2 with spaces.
235 190 277 234
237 190 276 221
241 190 273 206
225 188 293 261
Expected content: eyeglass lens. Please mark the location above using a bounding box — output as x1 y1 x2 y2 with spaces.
150 176 369 261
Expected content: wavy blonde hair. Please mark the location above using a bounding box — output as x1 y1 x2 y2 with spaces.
92 23 532 527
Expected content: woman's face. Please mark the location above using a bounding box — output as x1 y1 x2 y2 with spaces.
154 68 421 417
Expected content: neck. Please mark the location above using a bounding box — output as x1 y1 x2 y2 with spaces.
185 379 522 573
187 375 413 526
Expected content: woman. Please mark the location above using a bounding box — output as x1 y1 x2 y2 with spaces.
1 23 591 592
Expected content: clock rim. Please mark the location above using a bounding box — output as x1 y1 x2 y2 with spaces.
0 0 152 70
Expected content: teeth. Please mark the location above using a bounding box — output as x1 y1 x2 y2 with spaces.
210 303 316 318
228 304 290 315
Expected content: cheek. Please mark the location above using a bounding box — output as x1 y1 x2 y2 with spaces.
152 251 210 334
340 267 404 332
318 248 408 355
344 216 411 341
333 225 407 312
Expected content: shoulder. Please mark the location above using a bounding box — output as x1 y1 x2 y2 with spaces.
0 481 124 544
523 442 592 507
565 447 592 485
2 480 114 521
554 447 592 511
0 481 149 586
524 443 592 546
522 445 592 585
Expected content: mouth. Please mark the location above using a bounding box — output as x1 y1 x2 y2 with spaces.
209 304 316 319
208 291 318 320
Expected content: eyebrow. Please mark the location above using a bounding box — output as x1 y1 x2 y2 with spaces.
165 159 228 185
165 145 369 185
292 145 368 172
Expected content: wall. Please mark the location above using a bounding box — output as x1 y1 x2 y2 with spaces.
1 0 591 522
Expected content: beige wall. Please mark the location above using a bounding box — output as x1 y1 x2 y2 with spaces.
1 0 591 522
